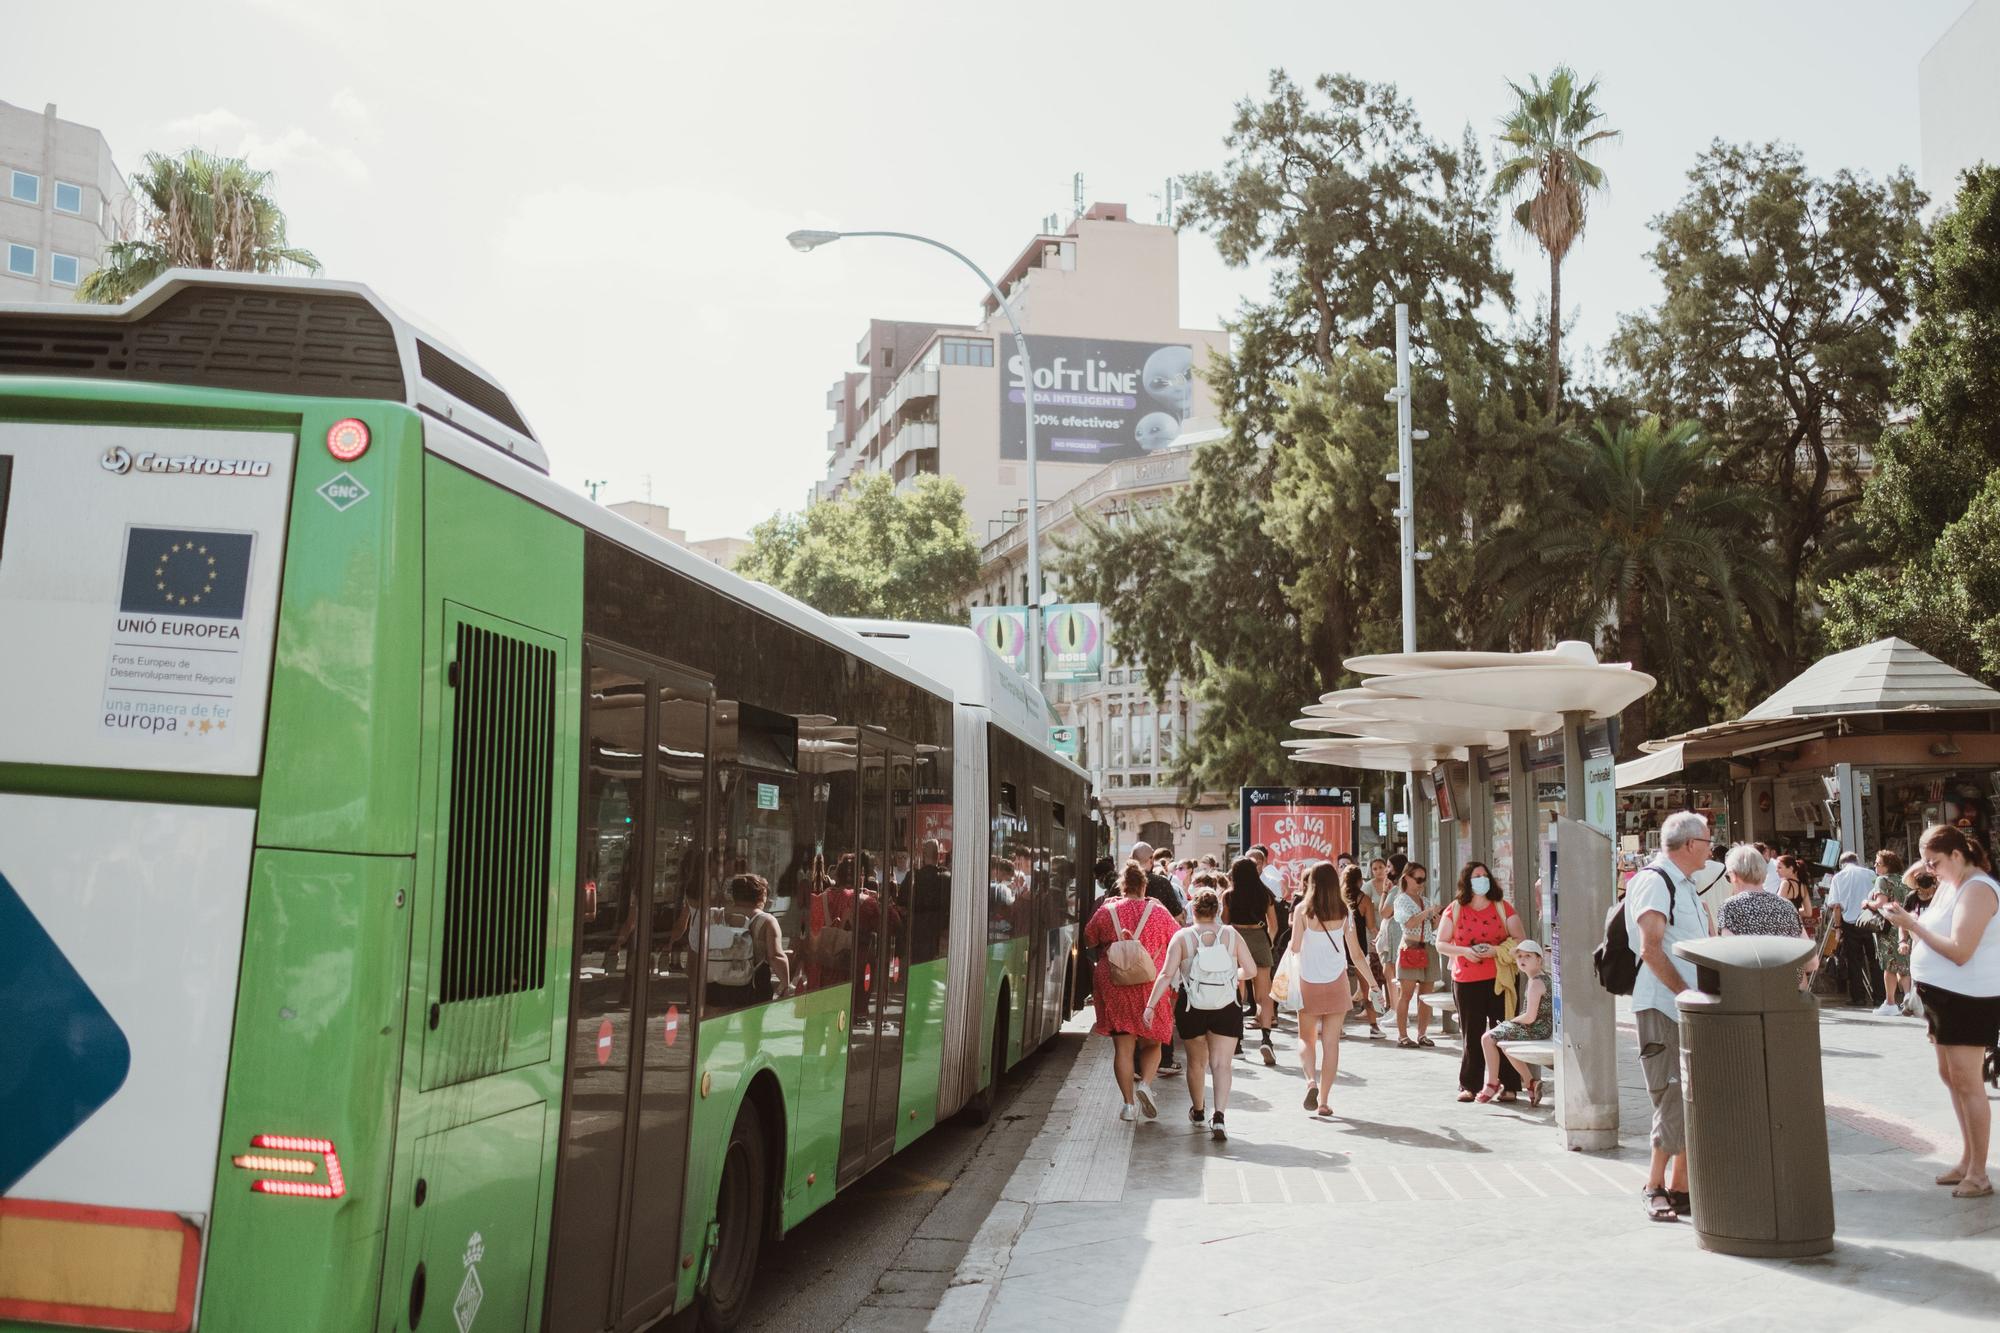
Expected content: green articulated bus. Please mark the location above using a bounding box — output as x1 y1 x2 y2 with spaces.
0 272 1092 1333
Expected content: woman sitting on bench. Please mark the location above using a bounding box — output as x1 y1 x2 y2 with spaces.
1478 938 1552 1106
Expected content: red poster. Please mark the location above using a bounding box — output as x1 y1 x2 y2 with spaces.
914 803 953 856
1249 807 1355 895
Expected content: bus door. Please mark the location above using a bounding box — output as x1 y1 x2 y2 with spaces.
1019 789 1052 1048
548 652 707 1333
838 734 913 1183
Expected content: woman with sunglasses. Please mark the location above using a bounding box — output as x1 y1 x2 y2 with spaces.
1872 825 2000 1198
1390 862 1439 1047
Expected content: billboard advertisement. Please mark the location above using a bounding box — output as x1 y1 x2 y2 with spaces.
1001 335 1195 464
970 606 1030 676
1239 787 1357 899
1041 603 1103 683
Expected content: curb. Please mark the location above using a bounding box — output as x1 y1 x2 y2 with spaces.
926 1043 1098 1332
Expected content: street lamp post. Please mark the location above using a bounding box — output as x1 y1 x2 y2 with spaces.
789 228 1045 692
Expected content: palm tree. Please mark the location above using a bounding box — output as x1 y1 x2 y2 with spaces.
1491 67 1619 415
78 149 319 303
1475 418 1776 752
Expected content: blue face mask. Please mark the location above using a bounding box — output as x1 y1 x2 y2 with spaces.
1473 875 1495 898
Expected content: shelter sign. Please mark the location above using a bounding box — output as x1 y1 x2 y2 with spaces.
1239 787 1357 897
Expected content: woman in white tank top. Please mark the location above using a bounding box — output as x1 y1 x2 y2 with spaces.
1287 862 1367 1118
1877 824 2000 1198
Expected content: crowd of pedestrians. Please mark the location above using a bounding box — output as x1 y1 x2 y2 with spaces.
1079 813 1998 1216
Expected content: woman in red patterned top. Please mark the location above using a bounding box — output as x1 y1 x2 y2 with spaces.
1437 860 1526 1103
1085 861 1179 1120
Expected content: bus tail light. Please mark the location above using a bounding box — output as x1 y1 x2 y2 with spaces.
232 1134 346 1199
326 418 370 461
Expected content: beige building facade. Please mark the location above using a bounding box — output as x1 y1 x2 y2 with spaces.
0 101 132 302
605 500 747 569
969 437 1237 863
816 203 1227 548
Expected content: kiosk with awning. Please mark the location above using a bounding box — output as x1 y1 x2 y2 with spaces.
1643 638 2000 869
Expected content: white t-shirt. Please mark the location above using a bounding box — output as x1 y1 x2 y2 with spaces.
1826 863 1876 919
1625 858 1710 1018
1911 872 2000 997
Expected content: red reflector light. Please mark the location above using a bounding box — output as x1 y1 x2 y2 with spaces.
326 418 370 461
231 1134 346 1199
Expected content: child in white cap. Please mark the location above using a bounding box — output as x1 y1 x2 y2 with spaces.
1478 938 1552 1106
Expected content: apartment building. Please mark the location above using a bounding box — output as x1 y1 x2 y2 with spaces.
969 434 1236 862
0 101 132 302
606 500 748 569
815 203 1227 545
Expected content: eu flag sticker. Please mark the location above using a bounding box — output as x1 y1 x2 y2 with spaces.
118 527 253 620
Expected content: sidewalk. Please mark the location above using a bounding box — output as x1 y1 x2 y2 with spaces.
929 998 1999 1331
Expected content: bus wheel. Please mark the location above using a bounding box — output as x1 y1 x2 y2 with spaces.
699 1101 768 1332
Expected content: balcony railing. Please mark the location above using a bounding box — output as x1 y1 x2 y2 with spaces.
978 445 1196 564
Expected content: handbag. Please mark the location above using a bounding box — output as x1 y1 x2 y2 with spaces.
1104 898 1160 987
1398 944 1428 970
1271 949 1300 1003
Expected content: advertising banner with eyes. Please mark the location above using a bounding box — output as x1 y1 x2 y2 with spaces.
1000 336 1195 464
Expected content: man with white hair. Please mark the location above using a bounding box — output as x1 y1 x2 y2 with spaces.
1824 850 1883 1009
1626 809 1716 1223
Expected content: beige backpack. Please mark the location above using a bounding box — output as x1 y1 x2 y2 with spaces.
1105 898 1161 986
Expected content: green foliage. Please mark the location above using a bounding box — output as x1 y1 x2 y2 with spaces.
734 473 979 622
1823 165 2000 675
1613 141 1925 683
1473 418 1778 750
79 149 320 303
1491 65 1619 413
1062 72 1532 794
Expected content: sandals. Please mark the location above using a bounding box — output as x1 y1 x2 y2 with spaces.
1937 1168 1968 1186
1526 1077 1544 1108
1315 1103 1334 1118
1496 1089 1519 1104
1474 1080 1502 1104
1416 1036 1437 1048
1952 1179 1995 1198
1304 1087 1319 1111
1397 1037 1418 1049
1644 1187 1679 1222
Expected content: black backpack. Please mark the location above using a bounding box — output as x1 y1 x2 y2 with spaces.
1593 868 1676 995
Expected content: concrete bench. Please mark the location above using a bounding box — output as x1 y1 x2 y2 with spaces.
1416 990 1458 1035
1497 1039 1557 1069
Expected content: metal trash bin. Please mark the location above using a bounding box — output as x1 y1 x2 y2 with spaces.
1673 935 1833 1256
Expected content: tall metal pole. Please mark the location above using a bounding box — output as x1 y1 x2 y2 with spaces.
801 229 1043 690
1394 303 1416 655
1391 302 1418 856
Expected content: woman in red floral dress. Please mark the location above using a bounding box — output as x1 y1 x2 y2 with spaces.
1084 861 1178 1120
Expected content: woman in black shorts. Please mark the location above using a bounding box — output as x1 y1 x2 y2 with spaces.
1225 856 1281 1065
1144 886 1258 1140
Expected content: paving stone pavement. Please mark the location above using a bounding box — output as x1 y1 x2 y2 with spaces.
930 996 2000 1331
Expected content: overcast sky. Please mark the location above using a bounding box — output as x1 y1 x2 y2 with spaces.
0 0 1970 539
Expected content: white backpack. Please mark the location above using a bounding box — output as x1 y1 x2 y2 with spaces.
1183 925 1239 1011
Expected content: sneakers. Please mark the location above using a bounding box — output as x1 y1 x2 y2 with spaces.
1119 1103 1137 1122
1872 1002 1901 1016
1134 1081 1158 1119
1260 1042 1277 1068
1188 1105 1207 1127
1210 1111 1227 1142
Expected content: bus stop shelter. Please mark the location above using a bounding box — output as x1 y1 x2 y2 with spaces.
1286 641 1654 1151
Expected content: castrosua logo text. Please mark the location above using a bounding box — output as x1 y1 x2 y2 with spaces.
100 444 270 478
